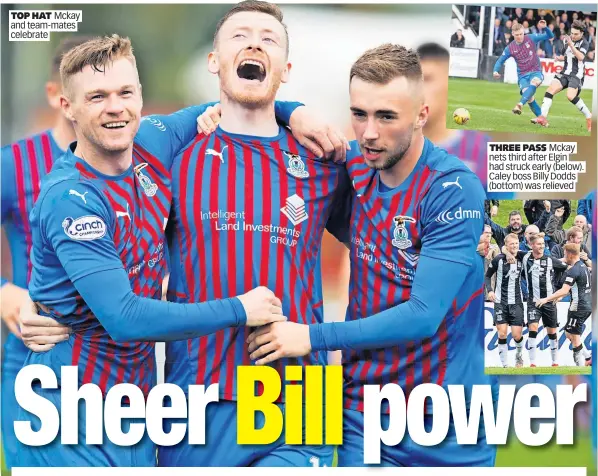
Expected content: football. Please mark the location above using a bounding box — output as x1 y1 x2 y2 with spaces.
453 107 471 125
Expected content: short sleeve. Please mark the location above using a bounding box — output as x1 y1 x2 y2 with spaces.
419 170 485 266
38 180 123 282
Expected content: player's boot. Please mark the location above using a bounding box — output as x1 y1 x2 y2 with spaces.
586 118 592 132
512 103 523 115
551 363 559 367
574 351 583 367
530 363 537 368
585 357 592 366
531 115 549 127
515 353 524 368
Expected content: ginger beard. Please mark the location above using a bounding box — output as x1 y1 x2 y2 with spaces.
63 57 142 155
210 11 290 110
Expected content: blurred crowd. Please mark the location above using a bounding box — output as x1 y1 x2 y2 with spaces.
492 8 596 62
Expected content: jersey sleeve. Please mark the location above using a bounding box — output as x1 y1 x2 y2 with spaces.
37 180 122 282
274 101 304 126
550 257 568 271
1 145 16 287
419 169 485 266
562 265 579 287
530 27 553 43
578 39 589 57
135 103 217 169
493 47 511 72
486 256 500 278
325 167 352 244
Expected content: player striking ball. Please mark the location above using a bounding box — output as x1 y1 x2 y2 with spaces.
492 20 553 118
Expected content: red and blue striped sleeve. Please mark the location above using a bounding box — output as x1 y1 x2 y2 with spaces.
37 179 246 342
1 145 16 287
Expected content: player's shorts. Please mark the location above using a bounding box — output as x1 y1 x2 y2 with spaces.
555 73 583 93
338 408 496 467
526 302 558 329
1 333 30 469
564 310 591 335
493 303 524 327
15 384 156 467
158 400 333 467
518 71 544 94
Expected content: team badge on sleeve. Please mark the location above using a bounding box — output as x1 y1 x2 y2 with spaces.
284 151 309 179
62 216 107 240
391 215 416 250
134 163 158 197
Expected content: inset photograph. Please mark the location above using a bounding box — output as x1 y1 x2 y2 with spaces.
482 199 593 374
447 6 596 136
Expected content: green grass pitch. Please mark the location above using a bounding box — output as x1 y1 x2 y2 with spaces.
447 78 593 137
486 365 591 375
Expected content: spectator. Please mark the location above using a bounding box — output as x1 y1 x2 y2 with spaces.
561 12 570 29
520 226 550 255
480 224 500 301
504 31 512 46
559 22 568 36
572 12 579 23
493 17 506 47
513 7 524 23
583 16 592 29
586 49 595 63
537 9 555 25
553 33 566 58
524 200 569 229
485 207 550 249
485 200 500 218
522 20 531 34
550 226 592 266
505 19 513 35
543 23 555 57
450 29 465 48
525 9 535 24
577 199 593 224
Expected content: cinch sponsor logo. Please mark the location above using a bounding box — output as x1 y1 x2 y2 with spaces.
62 216 106 241
435 207 481 224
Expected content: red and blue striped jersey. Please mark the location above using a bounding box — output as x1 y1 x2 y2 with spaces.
164 126 350 400
441 130 488 191
26 109 201 395
1 130 64 369
343 138 490 413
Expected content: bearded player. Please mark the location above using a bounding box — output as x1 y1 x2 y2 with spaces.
247 44 496 467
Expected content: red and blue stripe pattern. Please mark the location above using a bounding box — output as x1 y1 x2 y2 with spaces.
165 127 347 400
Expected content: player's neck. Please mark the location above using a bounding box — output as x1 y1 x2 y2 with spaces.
424 119 458 145
219 99 279 137
73 137 133 176
532 251 543 259
52 116 76 151
379 132 425 189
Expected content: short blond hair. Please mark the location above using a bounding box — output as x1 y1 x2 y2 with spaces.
511 23 524 33
60 34 136 96
350 43 422 86
505 233 519 244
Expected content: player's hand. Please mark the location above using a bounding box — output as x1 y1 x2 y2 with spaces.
237 286 286 327
491 205 498 217
19 299 70 352
535 298 548 308
487 291 497 303
288 106 350 162
493 71 501 79
246 321 311 365
555 207 565 218
537 20 547 29
197 104 221 135
580 251 589 261
543 200 551 212
0 282 31 338
505 252 516 264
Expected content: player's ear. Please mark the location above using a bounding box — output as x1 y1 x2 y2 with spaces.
208 51 220 75
45 81 62 110
415 103 429 131
60 95 75 123
280 62 292 84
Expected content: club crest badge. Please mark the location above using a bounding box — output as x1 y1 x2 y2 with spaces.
284 152 309 179
392 215 416 250
134 163 158 197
